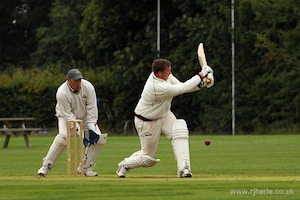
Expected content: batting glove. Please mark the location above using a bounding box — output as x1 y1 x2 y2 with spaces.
206 72 214 88
198 66 214 88
203 66 214 73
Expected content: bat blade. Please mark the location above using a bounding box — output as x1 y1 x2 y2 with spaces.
197 43 208 67
197 43 211 85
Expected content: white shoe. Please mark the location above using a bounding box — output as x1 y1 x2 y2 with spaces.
83 168 98 176
116 165 128 178
77 164 98 176
178 169 192 178
37 165 49 177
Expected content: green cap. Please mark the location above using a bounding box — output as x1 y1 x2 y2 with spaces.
66 69 83 80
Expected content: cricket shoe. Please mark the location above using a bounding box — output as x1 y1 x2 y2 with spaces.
116 165 128 178
77 164 98 176
178 169 192 178
37 165 50 177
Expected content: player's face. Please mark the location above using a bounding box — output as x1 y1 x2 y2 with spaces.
68 78 81 91
161 66 171 80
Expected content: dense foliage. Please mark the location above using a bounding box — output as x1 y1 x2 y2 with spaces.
0 0 299 134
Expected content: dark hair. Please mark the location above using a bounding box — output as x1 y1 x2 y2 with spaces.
152 59 171 74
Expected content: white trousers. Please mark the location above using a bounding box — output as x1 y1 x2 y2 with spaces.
134 111 177 157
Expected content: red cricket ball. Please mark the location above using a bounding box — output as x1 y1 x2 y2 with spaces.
204 139 211 145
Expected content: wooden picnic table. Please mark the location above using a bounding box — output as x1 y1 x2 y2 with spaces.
0 117 47 148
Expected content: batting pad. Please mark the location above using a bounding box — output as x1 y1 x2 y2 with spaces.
42 134 66 169
171 119 191 173
118 150 160 169
84 133 107 168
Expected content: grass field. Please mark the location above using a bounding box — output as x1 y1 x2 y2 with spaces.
0 134 299 199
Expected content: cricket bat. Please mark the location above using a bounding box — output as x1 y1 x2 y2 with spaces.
197 43 207 67
197 43 211 84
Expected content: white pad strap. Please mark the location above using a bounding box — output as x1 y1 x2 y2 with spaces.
171 119 191 175
84 133 107 168
118 150 160 169
42 134 66 169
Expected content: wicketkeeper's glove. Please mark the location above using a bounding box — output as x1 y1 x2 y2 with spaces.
70 122 81 136
89 130 100 145
83 136 90 147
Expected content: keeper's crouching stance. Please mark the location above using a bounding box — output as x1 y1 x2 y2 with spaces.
37 68 108 177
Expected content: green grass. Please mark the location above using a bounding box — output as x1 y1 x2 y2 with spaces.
0 134 299 199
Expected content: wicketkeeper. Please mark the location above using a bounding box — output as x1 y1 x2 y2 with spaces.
116 58 214 178
38 69 107 177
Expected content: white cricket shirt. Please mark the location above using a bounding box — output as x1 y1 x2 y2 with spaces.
134 72 200 120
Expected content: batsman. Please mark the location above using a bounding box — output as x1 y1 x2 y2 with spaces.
37 69 107 177
116 58 214 178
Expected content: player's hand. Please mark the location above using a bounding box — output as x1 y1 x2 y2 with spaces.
83 136 90 147
203 66 213 74
70 122 81 136
198 66 214 88
75 122 81 136
198 78 206 88
205 73 214 88
199 66 213 77
89 130 100 145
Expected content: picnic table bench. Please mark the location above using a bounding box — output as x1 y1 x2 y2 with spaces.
0 117 47 148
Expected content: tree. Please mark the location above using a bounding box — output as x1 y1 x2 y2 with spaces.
235 0 300 132
79 0 233 132
1 0 299 133
0 0 52 68
31 0 88 66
